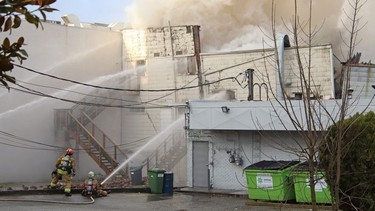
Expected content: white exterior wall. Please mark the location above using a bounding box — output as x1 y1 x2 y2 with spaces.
187 131 303 190
283 46 334 98
201 45 334 101
117 27 199 186
187 99 375 190
349 65 375 99
202 50 275 101
0 21 337 186
119 27 335 189
122 26 196 69
0 22 122 182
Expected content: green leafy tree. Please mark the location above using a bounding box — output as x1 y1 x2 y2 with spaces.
0 0 57 89
320 111 375 210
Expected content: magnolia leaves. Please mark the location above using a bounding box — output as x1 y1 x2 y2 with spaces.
0 0 57 90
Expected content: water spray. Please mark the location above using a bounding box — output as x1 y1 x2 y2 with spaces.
101 117 184 185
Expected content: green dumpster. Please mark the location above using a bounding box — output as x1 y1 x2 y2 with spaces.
244 160 300 201
148 168 165 193
292 162 332 204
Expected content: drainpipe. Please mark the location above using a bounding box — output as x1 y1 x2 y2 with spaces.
276 33 290 100
246 69 254 101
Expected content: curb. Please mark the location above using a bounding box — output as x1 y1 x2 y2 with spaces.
174 188 248 198
245 200 333 210
0 187 151 196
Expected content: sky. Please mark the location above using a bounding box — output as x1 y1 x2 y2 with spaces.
46 0 133 24
44 0 375 61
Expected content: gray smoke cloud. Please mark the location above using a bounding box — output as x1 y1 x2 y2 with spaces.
124 0 374 61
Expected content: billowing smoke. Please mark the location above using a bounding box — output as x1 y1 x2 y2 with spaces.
124 0 374 61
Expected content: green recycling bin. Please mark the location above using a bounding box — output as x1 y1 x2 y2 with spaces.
244 160 300 201
148 168 165 193
292 162 332 204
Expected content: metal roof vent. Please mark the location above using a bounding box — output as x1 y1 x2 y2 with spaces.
61 14 81 27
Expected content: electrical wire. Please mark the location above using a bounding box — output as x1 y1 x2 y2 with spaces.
0 129 152 153
15 64 241 92
9 76 239 109
17 80 142 104
204 53 275 76
0 131 64 149
16 80 179 107
12 83 182 109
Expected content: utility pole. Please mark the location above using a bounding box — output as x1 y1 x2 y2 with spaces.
193 25 204 99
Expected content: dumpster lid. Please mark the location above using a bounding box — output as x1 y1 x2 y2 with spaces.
293 161 323 171
244 160 300 170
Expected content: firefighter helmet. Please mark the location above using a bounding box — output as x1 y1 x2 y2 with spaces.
88 171 95 178
66 148 74 155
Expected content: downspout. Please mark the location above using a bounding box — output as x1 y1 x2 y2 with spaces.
276 33 290 100
329 46 335 98
246 69 254 101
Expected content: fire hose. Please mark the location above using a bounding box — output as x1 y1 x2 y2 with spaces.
0 195 95 204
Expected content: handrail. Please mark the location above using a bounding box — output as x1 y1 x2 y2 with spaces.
142 129 185 170
68 112 118 173
80 111 128 160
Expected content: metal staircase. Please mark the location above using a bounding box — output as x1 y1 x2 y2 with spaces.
143 128 186 171
54 71 185 179
54 80 130 177
67 110 128 177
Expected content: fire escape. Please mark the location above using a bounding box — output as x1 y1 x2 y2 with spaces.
142 119 187 172
54 89 187 179
54 86 129 178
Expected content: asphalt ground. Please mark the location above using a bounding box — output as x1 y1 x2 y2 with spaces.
0 191 331 211
0 183 332 210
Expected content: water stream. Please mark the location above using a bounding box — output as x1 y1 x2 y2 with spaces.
100 91 231 185
0 68 142 119
101 116 184 185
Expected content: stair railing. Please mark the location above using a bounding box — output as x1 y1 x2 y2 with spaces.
143 129 186 171
68 110 128 176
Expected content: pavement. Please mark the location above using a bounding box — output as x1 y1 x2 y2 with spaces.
0 183 333 211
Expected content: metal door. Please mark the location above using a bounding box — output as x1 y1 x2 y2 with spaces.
192 141 209 187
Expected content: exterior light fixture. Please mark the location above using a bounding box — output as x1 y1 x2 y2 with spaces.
234 155 243 166
221 106 230 113
348 89 353 99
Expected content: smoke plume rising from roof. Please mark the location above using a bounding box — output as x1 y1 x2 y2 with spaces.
124 0 374 61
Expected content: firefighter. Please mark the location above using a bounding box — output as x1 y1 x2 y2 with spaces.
50 148 76 196
81 171 109 197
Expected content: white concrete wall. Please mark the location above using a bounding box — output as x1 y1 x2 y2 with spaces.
0 22 122 182
119 27 335 190
122 26 196 69
187 130 304 190
0 21 335 186
201 45 334 101
349 65 375 99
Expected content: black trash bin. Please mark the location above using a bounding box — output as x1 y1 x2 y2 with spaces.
163 172 174 194
130 166 143 185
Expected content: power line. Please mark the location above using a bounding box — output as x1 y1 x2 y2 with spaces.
10 76 240 109
12 83 184 109
15 64 240 92
0 130 153 153
17 80 141 104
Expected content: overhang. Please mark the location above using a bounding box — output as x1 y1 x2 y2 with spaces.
187 99 375 131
